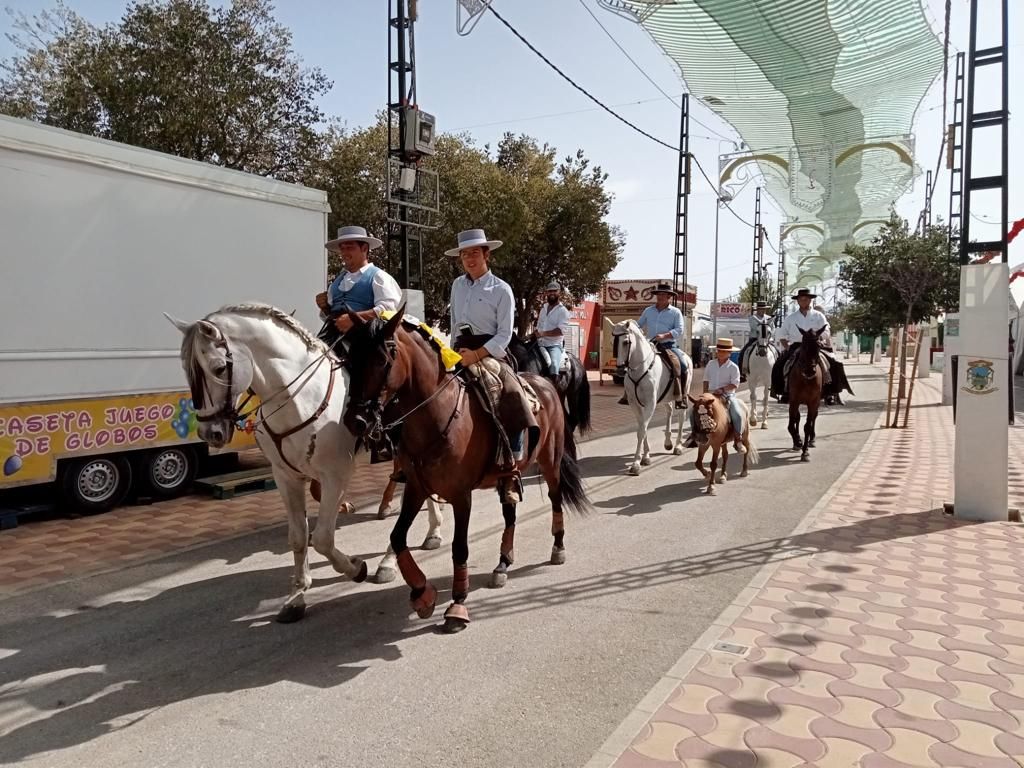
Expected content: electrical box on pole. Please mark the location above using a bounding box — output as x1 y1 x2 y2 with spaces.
387 0 440 319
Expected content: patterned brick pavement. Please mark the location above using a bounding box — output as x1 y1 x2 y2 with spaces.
0 373 636 598
590 371 1024 768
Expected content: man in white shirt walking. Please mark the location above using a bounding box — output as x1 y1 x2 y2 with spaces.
534 281 571 378
703 338 746 453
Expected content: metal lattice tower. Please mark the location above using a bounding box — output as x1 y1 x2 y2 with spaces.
959 0 1009 265
672 94 691 316
776 230 786 326
947 51 966 252
751 187 763 305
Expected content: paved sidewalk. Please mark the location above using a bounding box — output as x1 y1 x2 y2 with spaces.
590 370 1024 768
0 373 636 598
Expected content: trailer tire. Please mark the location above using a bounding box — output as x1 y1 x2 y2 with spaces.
59 455 133 514
139 446 197 498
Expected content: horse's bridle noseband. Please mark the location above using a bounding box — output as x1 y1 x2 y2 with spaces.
193 338 255 425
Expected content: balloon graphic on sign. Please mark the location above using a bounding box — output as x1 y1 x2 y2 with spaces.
3 454 22 477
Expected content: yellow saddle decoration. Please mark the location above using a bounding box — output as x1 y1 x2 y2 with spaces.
379 310 463 371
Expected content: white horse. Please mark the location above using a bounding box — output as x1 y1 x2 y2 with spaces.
740 318 778 429
609 319 692 475
165 304 438 618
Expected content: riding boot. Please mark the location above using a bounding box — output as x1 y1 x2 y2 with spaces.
618 392 629 405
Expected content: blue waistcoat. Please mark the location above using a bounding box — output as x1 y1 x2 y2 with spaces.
329 265 379 313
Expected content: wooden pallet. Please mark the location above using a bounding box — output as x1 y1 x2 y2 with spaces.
0 503 51 531
194 467 276 500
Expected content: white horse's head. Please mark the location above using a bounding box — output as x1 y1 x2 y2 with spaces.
754 317 774 354
166 314 255 448
608 318 648 361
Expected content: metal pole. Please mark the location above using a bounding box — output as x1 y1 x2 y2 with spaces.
712 199 720 343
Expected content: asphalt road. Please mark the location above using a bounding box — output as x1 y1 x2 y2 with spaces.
0 363 887 768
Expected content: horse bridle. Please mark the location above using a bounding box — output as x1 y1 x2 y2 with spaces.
191 327 337 475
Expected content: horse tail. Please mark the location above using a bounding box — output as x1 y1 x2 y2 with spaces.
558 445 591 515
745 436 760 466
573 363 593 435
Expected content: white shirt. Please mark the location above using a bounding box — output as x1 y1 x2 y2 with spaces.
330 263 402 313
536 302 570 348
780 308 829 344
450 270 516 359
703 358 740 392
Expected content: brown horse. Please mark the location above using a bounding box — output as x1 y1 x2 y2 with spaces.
788 327 825 461
343 309 589 633
689 393 758 495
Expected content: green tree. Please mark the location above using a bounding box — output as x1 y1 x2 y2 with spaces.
1 0 330 181
839 213 960 422
737 274 779 309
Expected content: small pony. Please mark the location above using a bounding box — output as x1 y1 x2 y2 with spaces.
688 393 759 495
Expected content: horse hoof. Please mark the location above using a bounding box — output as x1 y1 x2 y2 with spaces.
442 617 469 634
412 584 438 619
377 506 391 520
740 470 749 478
374 566 397 584
761 422 768 430
663 441 673 451
808 440 816 448
706 487 716 496
628 464 640 476
551 547 566 565
352 560 369 583
750 419 757 427
717 475 726 484
340 502 355 515
276 602 306 624
801 454 810 462
640 456 652 466
673 445 683 455
489 570 508 588
421 535 442 551
442 602 470 633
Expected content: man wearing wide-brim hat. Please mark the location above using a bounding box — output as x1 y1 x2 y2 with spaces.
702 337 747 453
448 228 539 505
315 225 401 348
770 287 833 402
739 300 775 377
619 281 690 407
534 280 571 379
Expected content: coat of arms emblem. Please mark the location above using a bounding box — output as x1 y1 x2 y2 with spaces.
962 358 997 395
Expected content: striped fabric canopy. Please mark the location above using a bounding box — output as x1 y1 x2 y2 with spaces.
610 0 944 289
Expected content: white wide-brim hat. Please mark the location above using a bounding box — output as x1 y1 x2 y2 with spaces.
325 225 383 253
445 228 503 257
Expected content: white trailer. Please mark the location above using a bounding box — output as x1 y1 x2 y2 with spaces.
0 114 330 512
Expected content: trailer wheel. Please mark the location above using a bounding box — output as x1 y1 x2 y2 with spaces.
140 446 197 498
59 455 133 514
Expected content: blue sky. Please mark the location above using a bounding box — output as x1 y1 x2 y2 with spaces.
2 0 1020 301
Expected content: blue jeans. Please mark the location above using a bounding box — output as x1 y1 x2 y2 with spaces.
722 393 744 436
543 344 563 376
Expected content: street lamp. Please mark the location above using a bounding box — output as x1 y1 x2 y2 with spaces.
712 190 735 343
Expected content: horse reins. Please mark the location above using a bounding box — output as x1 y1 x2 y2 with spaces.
193 330 341 476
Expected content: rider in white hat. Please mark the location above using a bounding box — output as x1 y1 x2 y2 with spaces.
703 337 746 453
448 228 538 505
315 225 401 347
533 281 570 379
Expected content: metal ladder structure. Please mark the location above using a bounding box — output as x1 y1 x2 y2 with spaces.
672 94 691 318
750 186 763 305
947 51 965 251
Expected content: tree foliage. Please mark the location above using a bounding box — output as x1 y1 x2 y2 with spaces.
312 125 623 327
838 214 960 333
1 0 330 181
737 274 779 309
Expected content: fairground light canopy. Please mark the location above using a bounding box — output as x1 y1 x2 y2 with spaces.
600 0 945 291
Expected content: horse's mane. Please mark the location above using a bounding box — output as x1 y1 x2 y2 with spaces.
212 302 329 355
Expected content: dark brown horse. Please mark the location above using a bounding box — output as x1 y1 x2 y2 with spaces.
788 327 825 461
343 309 589 633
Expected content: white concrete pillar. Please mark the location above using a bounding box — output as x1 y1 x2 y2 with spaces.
953 264 1010 521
